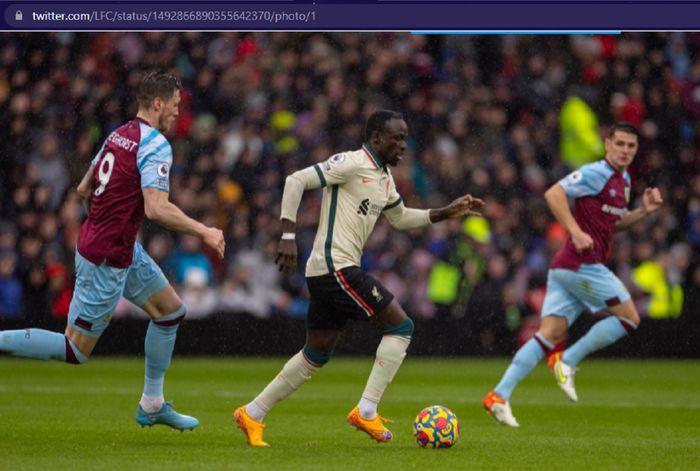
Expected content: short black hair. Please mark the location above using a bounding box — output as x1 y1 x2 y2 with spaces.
365 110 404 142
609 122 639 138
137 70 182 109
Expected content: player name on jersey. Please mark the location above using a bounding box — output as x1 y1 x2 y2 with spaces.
107 132 138 152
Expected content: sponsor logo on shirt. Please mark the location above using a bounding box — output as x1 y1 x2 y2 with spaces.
601 204 627 217
356 198 383 216
357 198 370 215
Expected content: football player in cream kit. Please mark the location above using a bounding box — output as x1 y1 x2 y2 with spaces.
233 110 483 446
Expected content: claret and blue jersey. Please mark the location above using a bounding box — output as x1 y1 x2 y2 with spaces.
551 159 631 270
77 118 172 269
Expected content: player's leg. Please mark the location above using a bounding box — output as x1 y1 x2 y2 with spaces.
234 328 340 446
234 272 343 446
484 268 582 425
335 267 404 442
561 264 637 369
0 325 92 364
245 328 339 422
122 242 196 431
0 250 122 364
356 299 412 421
493 316 565 399
347 299 411 442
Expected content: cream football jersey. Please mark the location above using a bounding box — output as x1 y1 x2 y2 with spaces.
305 145 402 276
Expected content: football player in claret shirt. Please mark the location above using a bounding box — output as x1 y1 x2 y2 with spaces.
232 110 484 446
484 122 663 427
0 71 225 430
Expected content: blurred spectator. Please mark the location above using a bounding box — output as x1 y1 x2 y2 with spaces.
220 244 283 319
180 267 218 318
21 262 49 322
164 234 215 287
0 250 22 319
26 133 69 211
46 262 72 319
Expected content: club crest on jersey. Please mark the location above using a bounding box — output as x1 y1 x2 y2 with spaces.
609 189 616 198
157 163 169 177
372 286 383 302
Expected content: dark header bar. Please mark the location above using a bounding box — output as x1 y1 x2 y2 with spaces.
4 2 700 30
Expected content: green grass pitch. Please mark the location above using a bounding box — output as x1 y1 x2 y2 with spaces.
1 356 698 470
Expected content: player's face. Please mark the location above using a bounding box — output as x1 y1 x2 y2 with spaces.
376 118 408 167
156 89 181 134
605 130 638 171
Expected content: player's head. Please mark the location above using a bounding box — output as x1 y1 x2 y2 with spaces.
137 70 182 133
604 122 639 172
365 110 408 167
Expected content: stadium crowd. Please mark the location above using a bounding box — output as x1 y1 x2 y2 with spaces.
0 32 698 353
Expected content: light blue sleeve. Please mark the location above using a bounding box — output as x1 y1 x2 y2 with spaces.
136 123 172 192
557 162 612 198
90 139 108 167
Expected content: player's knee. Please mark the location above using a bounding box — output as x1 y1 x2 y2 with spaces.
382 317 414 338
538 316 567 344
538 328 564 345
613 301 640 327
626 311 641 327
302 344 331 366
546 332 564 344
618 313 640 331
64 336 89 365
153 304 187 327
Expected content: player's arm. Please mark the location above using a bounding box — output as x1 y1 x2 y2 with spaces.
276 155 357 273
142 188 225 259
138 131 224 258
76 166 95 213
79 137 109 213
544 183 593 253
615 187 663 233
276 164 327 273
383 194 483 231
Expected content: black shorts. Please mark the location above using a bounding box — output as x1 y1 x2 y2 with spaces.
306 266 394 330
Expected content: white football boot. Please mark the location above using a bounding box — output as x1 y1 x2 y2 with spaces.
483 391 520 428
549 352 578 402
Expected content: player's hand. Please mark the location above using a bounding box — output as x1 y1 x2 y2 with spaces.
276 239 297 274
202 227 225 259
571 230 594 254
446 194 484 218
642 187 663 215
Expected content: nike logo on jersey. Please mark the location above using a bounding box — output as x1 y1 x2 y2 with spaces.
361 177 372 184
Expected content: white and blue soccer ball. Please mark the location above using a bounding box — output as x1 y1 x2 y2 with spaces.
413 405 460 449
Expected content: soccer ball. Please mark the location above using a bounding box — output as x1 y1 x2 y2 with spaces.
413 405 460 448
